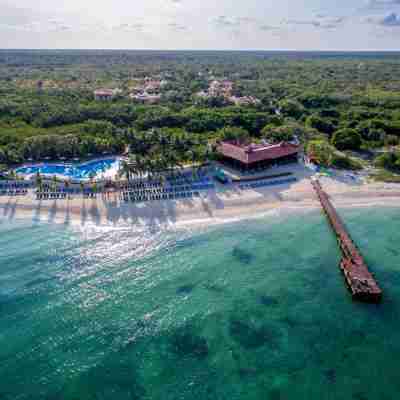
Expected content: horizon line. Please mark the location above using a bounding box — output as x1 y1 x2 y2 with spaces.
1 48 400 53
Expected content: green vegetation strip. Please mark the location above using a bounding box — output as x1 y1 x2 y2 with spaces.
2 51 400 181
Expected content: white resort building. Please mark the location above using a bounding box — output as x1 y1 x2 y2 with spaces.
128 76 166 104
129 93 161 104
94 89 121 101
196 79 260 106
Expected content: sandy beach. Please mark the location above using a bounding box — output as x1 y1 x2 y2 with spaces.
1 166 400 228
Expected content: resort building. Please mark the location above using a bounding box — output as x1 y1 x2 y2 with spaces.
128 76 166 104
196 90 210 99
196 80 260 106
197 79 234 100
129 92 161 104
217 140 300 171
229 95 261 106
208 80 234 97
129 85 146 95
143 77 167 92
94 89 121 101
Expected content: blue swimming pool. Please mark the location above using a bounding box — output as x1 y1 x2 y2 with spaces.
15 158 121 181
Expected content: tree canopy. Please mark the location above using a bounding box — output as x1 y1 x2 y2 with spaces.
1 50 400 179
331 128 362 151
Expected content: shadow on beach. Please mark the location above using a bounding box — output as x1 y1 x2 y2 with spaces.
0 163 376 229
101 194 179 228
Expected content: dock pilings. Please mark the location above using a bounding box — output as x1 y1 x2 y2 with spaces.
311 179 382 303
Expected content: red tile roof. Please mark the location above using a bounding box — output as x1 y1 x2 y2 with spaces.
94 89 115 96
217 141 299 165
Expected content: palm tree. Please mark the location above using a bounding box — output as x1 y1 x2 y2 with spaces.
146 158 156 179
173 136 183 159
8 169 17 181
160 174 166 187
128 156 139 180
168 152 183 174
186 150 196 178
52 175 58 192
159 133 169 155
65 179 71 198
205 144 212 163
120 160 130 181
88 173 96 194
155 156 166 177
134 155 144 179
35 172 43 190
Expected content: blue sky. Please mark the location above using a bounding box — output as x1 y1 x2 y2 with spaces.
1 0 400 49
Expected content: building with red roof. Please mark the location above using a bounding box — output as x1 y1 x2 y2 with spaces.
217 140 300 170
94 88 121 101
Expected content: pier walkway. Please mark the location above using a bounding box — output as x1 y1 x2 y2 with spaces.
312 179 382 303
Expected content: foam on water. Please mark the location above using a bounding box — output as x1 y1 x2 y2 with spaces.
0 207 400 399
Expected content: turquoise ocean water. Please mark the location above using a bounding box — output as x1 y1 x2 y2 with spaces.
1 207 400 400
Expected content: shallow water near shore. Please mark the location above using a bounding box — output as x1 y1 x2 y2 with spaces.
1 207 400 400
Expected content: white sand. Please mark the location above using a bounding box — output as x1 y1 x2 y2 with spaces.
1 167 400 229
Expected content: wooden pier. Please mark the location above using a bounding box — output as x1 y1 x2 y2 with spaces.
311 179 382 303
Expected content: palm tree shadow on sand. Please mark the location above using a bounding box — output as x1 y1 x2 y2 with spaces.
89 201 101 225
200 197 214 217
64 201 71 226
7 201 17 220
1 198 15 219
103 196 123 225
32 200 42 223
48 200 58 223
206 191 224 210
80 199 88 226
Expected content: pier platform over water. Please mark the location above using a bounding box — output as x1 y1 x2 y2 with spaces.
312 179 382 303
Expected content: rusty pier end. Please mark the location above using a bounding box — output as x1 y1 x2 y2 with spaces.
311 179 382 303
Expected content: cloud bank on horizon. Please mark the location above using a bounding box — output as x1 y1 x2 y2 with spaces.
1 0 400 50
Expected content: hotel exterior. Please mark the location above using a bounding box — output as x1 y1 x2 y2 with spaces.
94 89 121 101
217 140 300 170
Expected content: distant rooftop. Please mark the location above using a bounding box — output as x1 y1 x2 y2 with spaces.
94 88 121 98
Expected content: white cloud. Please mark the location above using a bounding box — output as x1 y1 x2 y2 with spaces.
112 23 146 32
0 0 399 50
259 24 281 31
210 16 242 28
285 15 346 30
168 22 188 31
